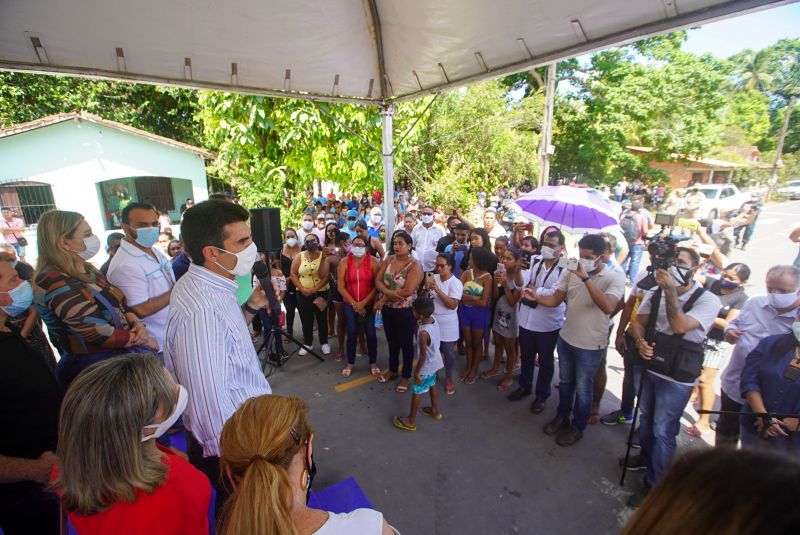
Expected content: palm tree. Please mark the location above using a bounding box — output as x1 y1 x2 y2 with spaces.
733 49 774 92
769 41 800 187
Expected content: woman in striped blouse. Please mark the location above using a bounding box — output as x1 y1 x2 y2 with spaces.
34 210 157 389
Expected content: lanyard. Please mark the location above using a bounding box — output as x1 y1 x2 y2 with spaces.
530 258 560 289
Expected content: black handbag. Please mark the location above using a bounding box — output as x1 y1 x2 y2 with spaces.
15 235 28 247
645 288 706 382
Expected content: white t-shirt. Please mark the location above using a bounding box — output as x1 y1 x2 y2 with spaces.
314 508 386 535
107 239 175 349
636 282 720 345
431 274 463 342
511 257 565 333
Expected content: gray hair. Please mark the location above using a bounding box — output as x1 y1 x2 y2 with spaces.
55 353 176 514
766 265 800 287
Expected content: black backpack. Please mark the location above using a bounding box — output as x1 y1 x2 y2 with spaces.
620 211 640 243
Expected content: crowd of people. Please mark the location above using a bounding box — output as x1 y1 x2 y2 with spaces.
1 182 799 534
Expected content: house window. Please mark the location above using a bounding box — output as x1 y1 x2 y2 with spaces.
0 180 57 225
135 177 175 214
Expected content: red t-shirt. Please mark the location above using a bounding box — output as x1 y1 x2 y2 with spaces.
54 444 211 535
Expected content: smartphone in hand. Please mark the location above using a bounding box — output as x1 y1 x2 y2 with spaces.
558 257 579 270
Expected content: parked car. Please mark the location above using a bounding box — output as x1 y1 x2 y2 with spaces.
686 184 753 221
778 180 800 200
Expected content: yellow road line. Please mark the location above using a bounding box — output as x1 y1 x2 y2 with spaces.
335 359 419 393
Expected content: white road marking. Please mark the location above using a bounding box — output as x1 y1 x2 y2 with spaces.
754 218 781 225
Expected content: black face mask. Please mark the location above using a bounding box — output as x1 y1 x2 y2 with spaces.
305 241 319 252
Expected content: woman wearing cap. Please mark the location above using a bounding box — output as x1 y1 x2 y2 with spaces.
54 353 211 534
34 211 157 389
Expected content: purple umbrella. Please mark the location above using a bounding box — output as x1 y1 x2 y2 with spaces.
510 185 620 234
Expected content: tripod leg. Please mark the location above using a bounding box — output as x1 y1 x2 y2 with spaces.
620 367 645 486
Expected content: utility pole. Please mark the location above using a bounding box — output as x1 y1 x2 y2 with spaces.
538 63 557 187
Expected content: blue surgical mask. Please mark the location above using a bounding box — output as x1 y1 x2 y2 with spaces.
133 226 160 248
1 280 34 316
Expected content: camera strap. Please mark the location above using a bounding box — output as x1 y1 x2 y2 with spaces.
528 258 561 290
651 286 706 339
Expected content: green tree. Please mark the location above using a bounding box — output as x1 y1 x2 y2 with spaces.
549 34 726 184
0 73 201 145
731 49 774 92
403 80 541 208
198 92 427 223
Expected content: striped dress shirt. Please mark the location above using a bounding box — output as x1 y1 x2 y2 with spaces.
164 263 271 457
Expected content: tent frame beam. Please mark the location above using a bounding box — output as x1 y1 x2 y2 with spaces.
1 0 790 107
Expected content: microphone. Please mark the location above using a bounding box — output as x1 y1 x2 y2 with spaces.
252 261 280 313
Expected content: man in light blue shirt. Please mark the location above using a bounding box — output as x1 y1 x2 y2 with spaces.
164 200 270 514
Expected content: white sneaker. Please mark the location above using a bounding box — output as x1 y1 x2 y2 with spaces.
298 346 309 356
321 344 331 355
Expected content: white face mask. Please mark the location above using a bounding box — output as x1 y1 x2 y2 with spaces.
540 246 556 260
768 291 799 310
420 214 434 225
580 258 598 272
215 242 258 276
668 265 692 286
285 237 298 247
302 220 314 230
142 385 188 442
77 234 101 260
793 320 800 343
371 214 382 224
351 246 366 258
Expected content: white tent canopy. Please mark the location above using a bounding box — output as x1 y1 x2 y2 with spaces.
0 0 793 105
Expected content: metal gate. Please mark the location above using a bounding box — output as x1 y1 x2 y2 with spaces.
0 180 57 225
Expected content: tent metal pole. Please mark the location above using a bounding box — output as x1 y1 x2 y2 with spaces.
381 104 395 241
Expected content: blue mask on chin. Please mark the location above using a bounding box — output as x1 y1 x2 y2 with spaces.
1 280 34 316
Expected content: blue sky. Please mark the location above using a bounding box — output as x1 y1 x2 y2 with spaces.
683 3 800 58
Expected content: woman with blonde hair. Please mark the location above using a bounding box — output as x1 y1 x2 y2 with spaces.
54 352 211 533
219 395 397 535
34 210 157 388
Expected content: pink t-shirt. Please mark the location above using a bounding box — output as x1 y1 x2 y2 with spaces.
0 217 25 244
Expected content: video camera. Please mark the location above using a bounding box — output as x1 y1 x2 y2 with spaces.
637 212 689 290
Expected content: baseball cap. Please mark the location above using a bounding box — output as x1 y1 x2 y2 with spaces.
346 209 359 218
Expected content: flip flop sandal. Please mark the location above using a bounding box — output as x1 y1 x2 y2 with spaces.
392 417 416 431
481 369 501 379
341 367 353 378
395 383 409 393
422 407 443 420
370 366 382 377
377 372 397 384
335 352 344 362
497 380 513 392
465 376 477 385
446 384 456 395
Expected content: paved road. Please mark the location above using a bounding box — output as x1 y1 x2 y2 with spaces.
264 200 800 535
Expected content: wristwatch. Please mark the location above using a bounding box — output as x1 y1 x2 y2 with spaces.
580 275 590 283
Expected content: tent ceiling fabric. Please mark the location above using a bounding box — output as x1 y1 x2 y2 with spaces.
0 0 794 105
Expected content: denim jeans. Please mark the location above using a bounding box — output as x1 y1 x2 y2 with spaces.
623 243 645 282
638 371 693 487
344 303 377 365
556 337 605 430
518 327 560 399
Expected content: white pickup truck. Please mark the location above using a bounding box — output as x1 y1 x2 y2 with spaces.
685 184 753 221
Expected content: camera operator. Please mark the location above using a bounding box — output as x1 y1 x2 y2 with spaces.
531 234 626 446
623 247 719 507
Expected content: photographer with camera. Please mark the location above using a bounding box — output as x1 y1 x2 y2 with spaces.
623 247 719 507
506 230 566 413
530 234 626 446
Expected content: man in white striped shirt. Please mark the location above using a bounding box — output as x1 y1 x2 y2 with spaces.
164 200 271 513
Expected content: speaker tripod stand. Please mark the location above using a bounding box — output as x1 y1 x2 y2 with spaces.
257 318 325 377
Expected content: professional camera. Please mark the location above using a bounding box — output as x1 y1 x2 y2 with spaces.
637 213 688 290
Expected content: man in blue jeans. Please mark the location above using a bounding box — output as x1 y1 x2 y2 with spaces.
528 234 626 446
623 247 719 507
620 196 651 283
507 229 566 413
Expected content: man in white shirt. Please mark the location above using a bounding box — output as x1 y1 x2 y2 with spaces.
507 229 566 414
164 199 270 513
625 247 720 507
716 265 800 446
532 234 626 446
411 205 446 273
107 203 175 352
